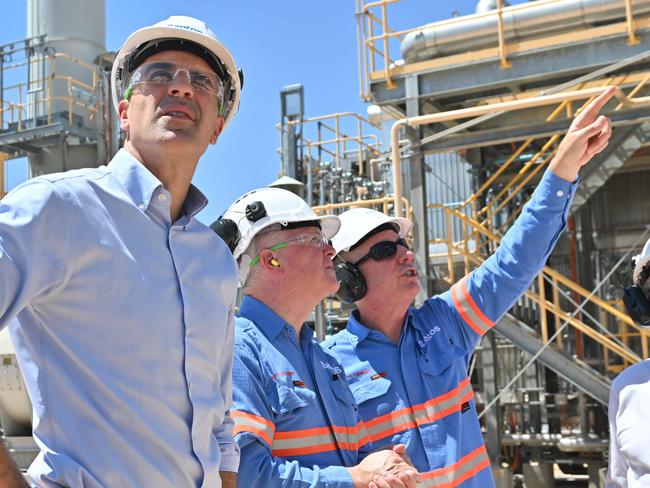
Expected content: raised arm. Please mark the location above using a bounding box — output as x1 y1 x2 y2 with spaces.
439 87 615 350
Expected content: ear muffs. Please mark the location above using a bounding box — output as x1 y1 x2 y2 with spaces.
210 218 240 253
623 284 650 327
335 261 367 304
624 255 650 327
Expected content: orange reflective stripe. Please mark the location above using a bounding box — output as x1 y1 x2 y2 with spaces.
232 410 275 446
271 419 371 457
451 274 494 336
332 423 373 449
420 444 491 487
364 378 475 442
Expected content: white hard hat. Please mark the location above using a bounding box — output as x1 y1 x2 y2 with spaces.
634 237 650 285
111 15 242 129
221 187 340 260
331 208 412 254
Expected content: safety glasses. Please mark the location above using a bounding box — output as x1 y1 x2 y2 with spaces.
354 238 409 266
126 61 225 102
250 232 331 266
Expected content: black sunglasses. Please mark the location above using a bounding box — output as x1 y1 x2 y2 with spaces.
354 238 410 266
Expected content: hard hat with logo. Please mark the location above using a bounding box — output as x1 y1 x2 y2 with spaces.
214 187 340 260
111 15 243 128
331 207 412 254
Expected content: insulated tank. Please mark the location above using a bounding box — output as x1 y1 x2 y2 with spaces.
402 0 650 63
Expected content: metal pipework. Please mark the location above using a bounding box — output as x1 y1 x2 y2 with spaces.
499 433 608 452
390 85 650 217
401 0 650 63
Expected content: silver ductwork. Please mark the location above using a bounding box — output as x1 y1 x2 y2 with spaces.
402 0 650 63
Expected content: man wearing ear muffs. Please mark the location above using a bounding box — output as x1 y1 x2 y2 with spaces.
323 88 617 488
607 237 650 487
214 187 420 488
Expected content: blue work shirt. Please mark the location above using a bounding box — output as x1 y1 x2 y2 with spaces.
0 149 239 487
232 296 373 487
324 170 575 488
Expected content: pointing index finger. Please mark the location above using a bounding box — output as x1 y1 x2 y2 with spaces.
575 86 617 124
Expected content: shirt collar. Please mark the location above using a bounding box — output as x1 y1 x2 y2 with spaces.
346 309 371 342
108 149 208 217
238 296 290 341
346 308 416 343
182 185 209 218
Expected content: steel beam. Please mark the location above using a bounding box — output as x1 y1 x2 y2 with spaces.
370 30 650 106
493 314 611 406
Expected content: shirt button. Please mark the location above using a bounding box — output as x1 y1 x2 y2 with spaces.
186 329 191 338
158 194 167 201
137 203 145 210
556 190 564 197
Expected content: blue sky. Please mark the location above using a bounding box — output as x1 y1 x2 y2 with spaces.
3 0 525 224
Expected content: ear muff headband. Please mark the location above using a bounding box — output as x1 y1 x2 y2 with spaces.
623 284 650 327
334 261 367 304
210 218 240 253
623 254 650 327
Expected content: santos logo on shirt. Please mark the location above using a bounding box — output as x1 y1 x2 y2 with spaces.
320 360 343 375
417 326 441 348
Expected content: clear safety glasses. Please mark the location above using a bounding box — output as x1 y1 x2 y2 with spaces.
125 61 225 102
354 238 410 266
250 232 331 266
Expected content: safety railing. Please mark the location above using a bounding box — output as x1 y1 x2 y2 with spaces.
0 51 100 134
277 111 395 208
313 195 413 223
278 112 382 175
356 0 647 99
464 77 650 237
389 84 650 218
428 202 649 374
414 77 650 375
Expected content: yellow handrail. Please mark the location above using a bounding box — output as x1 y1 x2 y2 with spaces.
357 0 645 93
0 51 99 135
427 202 648 371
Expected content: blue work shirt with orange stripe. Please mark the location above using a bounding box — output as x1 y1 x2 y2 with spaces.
232 297 373 487
323 170 576 488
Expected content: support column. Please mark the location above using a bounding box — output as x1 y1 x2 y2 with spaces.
404 75 431 304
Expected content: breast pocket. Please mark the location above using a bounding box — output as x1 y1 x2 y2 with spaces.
417 344 467 377
345 364 394 432
329 375 357 406
266 382 316 415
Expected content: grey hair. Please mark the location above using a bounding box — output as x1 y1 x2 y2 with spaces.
240 227 283 292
